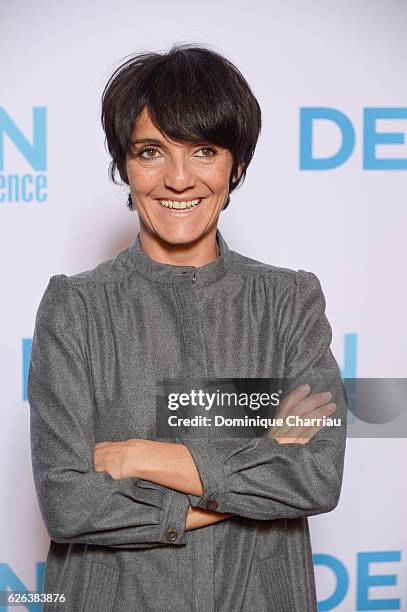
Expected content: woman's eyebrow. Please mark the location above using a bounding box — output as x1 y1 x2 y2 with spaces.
131 138 163 145
131 138 207 147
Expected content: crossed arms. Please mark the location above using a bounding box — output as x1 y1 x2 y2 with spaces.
28 271 347 548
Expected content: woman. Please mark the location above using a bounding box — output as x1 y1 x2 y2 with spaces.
28 43 347 611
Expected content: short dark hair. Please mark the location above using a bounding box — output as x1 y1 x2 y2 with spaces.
101 42 262 211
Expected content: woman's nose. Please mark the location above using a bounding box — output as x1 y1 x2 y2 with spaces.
163 159 196 191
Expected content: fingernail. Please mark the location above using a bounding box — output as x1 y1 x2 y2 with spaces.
328 403 336 411
299 384 311 392
322 392 332 400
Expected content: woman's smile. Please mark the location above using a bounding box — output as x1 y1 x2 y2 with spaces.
155 197 205 215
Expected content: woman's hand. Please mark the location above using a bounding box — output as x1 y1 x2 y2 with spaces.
94 439 134 479
185 506 234 531
93 439 204 495
268 384 337 444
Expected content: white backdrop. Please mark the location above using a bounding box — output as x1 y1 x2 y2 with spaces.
2 1 407 609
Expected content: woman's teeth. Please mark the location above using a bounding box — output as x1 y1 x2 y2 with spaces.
158 199 201 209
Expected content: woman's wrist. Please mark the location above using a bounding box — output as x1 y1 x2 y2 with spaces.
185 507 234 531
122 439 204 496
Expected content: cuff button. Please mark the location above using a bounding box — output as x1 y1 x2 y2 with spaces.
166 527 179 542
205 499 219 511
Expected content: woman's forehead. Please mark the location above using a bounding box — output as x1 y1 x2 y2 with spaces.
131 107 212 150
131 107 158 137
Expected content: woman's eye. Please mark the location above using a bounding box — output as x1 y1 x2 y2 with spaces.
139 147 160 159
136 146 216 160
195 147 217 158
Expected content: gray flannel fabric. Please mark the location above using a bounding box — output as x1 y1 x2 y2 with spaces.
28 228 347 611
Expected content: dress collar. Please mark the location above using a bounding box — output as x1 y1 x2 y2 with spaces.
127 228 231 285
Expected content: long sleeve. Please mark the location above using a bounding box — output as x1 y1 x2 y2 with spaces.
28 275 190 548
183 270 348 520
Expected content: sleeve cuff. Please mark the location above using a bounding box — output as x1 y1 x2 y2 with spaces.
159 486 191 545
182 440 227 512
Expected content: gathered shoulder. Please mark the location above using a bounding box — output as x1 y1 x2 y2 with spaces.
48 246 136 288
228 249 296 277
228 249 320 286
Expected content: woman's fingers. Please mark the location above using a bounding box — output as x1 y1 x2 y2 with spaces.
294 403 337 443
269 384 336 444
294 391 333 418
277 384 311 415
277 386 332 420
281 402 337 444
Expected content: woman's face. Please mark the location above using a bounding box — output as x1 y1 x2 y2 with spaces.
126 106 242 246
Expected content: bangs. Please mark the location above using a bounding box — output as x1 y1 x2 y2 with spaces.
127 52 243 153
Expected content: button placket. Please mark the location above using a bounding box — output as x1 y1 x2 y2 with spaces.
172 276 215 611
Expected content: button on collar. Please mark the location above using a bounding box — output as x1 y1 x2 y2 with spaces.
127 228 231 286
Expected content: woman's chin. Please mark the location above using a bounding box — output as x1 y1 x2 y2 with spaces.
152 225 208 247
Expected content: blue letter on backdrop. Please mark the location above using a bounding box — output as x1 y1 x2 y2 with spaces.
364 108 407 169
300 108 355 170
313 554 349 610
357 551 400 610
0 107 47 172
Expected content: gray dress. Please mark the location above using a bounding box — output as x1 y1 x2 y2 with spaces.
28 228 347 611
